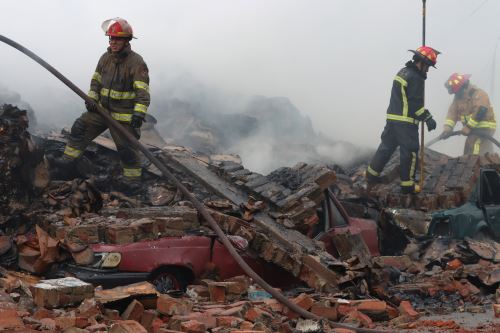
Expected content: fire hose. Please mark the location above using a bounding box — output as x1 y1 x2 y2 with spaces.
426 130 500 149
0 35 389 332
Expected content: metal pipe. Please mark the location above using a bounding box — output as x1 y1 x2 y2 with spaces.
0 35 389 333
419 0 427 190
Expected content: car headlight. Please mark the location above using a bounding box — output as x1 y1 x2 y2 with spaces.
94 252 121 269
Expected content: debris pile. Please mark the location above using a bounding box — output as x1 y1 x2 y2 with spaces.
0 103 499 332
0 104 48 214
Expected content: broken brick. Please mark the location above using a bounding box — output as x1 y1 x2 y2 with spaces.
284 293 314 319
0 309 23 329
398 300 419 319
215 315 243 327
110 320 148 333
32 277 94 309
310 303 337 320
207 283 226 303
122 299 144 322
140 309 158 330
180 319 205 333
157 295 193 316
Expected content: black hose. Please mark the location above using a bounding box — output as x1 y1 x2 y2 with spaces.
0 35 390 332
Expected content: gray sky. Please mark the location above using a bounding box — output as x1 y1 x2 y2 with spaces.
1 0 499 157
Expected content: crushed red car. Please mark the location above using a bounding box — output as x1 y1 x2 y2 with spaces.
51 189 379 292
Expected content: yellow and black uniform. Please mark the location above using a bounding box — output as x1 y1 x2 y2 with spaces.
367 61 433 193
63 44 150 179
443 84 496 155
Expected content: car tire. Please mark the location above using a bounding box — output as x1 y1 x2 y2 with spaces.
149 267 189 294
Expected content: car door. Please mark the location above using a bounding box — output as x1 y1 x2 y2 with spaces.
479 169 500 239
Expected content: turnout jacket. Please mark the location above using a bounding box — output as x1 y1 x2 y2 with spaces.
444 84 496 132
88 44 150 123
386 61 431 126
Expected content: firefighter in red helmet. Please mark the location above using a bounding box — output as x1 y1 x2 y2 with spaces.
57 18 150 194
366 46 439 194
440 73 496 155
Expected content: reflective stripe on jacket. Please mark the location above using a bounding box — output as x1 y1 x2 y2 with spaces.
444 84 496 131
88 44 150 122
386 61 428 126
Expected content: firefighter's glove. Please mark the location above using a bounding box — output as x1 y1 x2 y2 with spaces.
85 101 98 113
476 106 488 121
130 115 144 129
425 117 437 132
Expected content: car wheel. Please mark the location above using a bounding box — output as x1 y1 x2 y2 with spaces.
150 268 189 294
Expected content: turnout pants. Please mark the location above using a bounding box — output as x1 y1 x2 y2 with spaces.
63 111 142 178
367 122 419 191
464 129 495 156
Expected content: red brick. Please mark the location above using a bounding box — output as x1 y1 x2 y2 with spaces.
285 293 314 319
387 305 399 319
219 304 248 318
215 315 243 327
398 300 419 319
157 295 193 316
337 304 354 316
0 309 25 329
225 275 251 295
54 316 76 330
33 308 55 320
342 310 374 328
141 309 158 330
310 304 337 320
171 312 216 329
263 299 283 313
33 277 94 309
207 283 226 303
106 225 135 244
186 285 209 300
110 320 148 333
122 299 144 322
292 293 313 310
180 319 205 333
244 307 266 322
78 298 101 317
150 317 165 333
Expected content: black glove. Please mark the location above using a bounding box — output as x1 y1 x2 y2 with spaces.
425 117 437 132
476 106 488 121
85 101 98 113
130 115 144 129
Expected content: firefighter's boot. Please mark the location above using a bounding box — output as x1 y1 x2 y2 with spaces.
114 175 142 196
401 184 421 195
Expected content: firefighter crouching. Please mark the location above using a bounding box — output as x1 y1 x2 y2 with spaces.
366 46 439 195
440 73 496 155
56 17 150 193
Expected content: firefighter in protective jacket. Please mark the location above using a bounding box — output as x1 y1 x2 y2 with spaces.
366 46 439 194
440 73 496 155
60 18 150 191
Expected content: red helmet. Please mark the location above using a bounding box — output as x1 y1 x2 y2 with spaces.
101 17 134 39
409 46 439 67
445 73 471 94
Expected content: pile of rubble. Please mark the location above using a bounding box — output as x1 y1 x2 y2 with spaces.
0 104 499 332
